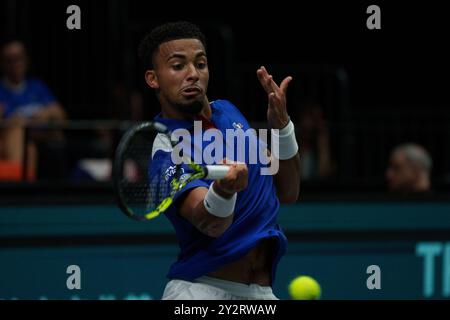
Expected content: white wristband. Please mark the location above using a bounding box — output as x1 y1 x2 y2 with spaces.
203 182 236 218
271 120 299 160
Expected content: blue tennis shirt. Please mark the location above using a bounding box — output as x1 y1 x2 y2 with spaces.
0 77 56 118
153 99 287 285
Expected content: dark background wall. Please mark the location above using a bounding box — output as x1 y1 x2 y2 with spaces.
1 0 449 186
1 1 450 302
2 1 448 115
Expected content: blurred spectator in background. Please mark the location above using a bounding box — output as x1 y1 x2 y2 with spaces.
293 101 336 180
90 82 143 163
0 39 66 181
386 143 432 195
70 83 144 182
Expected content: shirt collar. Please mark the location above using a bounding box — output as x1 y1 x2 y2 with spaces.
154 101 220 131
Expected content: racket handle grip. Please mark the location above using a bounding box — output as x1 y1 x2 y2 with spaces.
205 165 230 180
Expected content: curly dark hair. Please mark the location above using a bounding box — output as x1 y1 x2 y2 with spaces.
138 21 207 70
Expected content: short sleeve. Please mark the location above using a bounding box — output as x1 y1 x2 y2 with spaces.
172 178 210 203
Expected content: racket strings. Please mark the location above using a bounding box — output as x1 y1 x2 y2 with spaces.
120 131 174 215
116 125 208 219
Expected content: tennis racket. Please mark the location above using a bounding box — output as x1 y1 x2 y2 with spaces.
113 121 230 221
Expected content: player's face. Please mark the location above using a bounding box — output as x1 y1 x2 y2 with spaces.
1 42 28 82
148 39 209 115
385 152 417 192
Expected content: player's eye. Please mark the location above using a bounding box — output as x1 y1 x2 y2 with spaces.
197 62 207 69
172 64 184 71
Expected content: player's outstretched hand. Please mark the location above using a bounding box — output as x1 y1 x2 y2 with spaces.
256 66 293 129
214 159 248 198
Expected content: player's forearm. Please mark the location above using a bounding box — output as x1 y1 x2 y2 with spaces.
273 153 301 203
180 164 247 237
180 187 234 238
193 201 234 238
270 119 301 203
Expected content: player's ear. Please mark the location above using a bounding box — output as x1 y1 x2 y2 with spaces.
145 70 159 89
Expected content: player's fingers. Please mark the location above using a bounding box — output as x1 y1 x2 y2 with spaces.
257 68 272 93
220 157 234 165
262 66 281 91
259 66 277 92
260 66 269 78
237 163 248 177
228 163 246 180
280 76 293 95
268 92 277 108
256 67 266 79
266 75 275 92
261 66 273 78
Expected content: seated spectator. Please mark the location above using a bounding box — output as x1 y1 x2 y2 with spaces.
385 143 432 195
293 101 336 180
0 39 66 181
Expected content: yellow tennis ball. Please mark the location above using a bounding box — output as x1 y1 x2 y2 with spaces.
288 275 321 300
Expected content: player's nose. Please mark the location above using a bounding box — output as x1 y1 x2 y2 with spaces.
186 64 200 82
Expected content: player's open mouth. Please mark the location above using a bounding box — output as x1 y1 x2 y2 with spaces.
181 86 202 97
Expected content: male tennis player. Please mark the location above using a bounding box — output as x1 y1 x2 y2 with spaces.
138 21 300 299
